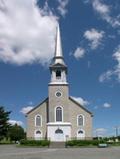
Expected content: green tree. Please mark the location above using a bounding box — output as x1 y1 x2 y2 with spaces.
0 106 11 140
117 136 120 141
8 124 25 142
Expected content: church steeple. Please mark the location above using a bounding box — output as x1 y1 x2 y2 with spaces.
49 23 68 84
52 23 66 66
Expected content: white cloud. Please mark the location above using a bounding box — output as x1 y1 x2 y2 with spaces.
73 29 104 60
108 35 116 39
72 96 89 106
95 128 107 133
114 47 120 62
20 106 33 114
73 47 85 59
92 0 110 15
92 0 120 27
113 47 120 81
99 45 120 83
9 120 23 126
99 70 113 82
95 128 107 137
0 0 57 66
103 102 111 108
57 0 69 17
82 0 90 4
94 102 111 109
84 28 104 49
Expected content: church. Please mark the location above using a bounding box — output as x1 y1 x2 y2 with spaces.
26 24 93 142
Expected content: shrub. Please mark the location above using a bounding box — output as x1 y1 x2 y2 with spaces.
8 124 25 142
66 140 105 147
20 139 50 147
0 138 13 144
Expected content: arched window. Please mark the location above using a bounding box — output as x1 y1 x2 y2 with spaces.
36 130 41 134
77 114 84 126
78 130 84 134
77 129 85 139
34 130 42 140
55 129 63 134
35 115 42 126
56 106 63 122
56 70 61 79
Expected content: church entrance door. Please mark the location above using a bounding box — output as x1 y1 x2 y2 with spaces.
47 122 71 141
55 129 64 141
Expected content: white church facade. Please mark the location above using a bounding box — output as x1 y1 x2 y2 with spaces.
26 25 93 142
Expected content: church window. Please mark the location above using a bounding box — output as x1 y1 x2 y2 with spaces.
77 114 84 126
77 129 85 139
56 70 61 79
55 91 62 97
78 130 84 134
36 130 41 134
56 106 63 122
55 128 63 134
34 130 42 140
35 115 42 127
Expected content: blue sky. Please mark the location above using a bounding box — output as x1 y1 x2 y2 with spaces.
0 0 120 137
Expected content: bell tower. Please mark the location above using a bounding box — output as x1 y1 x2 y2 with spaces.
48 24 69 123
49 24 68 85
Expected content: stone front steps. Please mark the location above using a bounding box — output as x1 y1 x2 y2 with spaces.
50 142 66 148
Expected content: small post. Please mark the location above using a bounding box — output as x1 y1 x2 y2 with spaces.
65 135 69 148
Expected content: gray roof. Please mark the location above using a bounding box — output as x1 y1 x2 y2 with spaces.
69 96 93 116
26 98 48 115
26 96 93 117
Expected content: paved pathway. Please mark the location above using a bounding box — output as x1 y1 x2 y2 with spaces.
0 145 120 159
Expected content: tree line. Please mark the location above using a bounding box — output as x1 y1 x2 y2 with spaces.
0 106 25 143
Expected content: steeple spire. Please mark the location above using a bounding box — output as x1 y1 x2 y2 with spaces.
55 23 63 58
53 23 65 65
49 23 68 85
